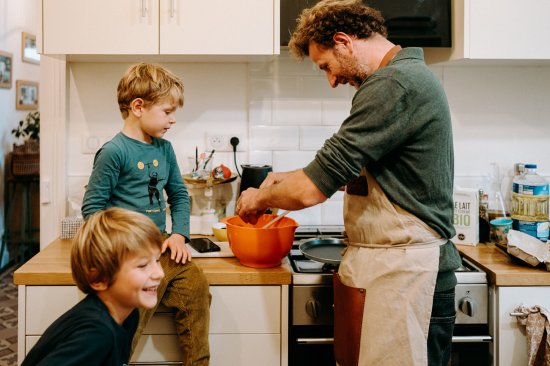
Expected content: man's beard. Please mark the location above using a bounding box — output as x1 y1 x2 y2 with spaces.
334 49 369 89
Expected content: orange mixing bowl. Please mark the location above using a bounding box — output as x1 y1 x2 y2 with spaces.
225 215 299 268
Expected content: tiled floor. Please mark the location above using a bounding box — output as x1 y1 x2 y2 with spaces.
0 266 17 366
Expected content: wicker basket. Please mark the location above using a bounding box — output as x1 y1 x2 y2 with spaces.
12 142 40 176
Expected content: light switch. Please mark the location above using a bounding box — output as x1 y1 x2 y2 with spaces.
41 179 51 204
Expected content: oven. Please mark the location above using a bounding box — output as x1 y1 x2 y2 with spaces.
287 227 492 366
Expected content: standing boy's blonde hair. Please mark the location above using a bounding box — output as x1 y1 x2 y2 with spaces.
71 207 163 294
117 63 184 119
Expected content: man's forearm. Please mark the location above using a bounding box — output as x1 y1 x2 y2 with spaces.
257 170 327 210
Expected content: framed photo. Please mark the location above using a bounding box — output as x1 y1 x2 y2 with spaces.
16 80 39 110
22 32 40 64
0 51 13 88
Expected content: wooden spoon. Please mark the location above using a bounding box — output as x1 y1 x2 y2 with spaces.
261 210 290 229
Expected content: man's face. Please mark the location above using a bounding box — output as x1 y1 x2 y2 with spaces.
308 41 368 89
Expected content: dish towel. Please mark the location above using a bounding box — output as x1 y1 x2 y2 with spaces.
514 305 550 366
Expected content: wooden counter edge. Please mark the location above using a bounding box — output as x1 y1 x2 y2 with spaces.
456 243 550 287
14 238 292 286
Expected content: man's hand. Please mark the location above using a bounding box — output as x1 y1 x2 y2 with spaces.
161 233 191 263
235 187 265 224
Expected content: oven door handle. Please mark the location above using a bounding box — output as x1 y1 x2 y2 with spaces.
452 335 492 343
297 337 335 345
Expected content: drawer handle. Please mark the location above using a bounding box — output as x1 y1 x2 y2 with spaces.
510 312 528 318
130 362 182 365
452 335 492 343
297 337 334 345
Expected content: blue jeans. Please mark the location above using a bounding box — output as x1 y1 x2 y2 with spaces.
428 287 456 366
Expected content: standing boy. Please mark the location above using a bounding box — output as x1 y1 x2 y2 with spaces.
82 63 211 365
22 207 165 365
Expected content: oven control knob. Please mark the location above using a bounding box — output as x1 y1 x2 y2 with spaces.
459 296 476 317
306 299 322 318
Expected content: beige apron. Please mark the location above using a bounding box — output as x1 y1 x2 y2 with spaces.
337 169 445 366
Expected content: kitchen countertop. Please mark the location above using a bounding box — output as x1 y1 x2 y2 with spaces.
457 243 550 286
13 238 292 286
13 239 550 287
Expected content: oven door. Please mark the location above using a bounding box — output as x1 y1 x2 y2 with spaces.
290 285 335 366
451 325 492 366
289 325 335 366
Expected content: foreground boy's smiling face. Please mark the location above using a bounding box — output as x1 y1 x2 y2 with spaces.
99 249 164 324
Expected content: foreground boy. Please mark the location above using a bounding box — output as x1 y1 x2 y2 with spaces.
81 63 211 364
22 208 164 365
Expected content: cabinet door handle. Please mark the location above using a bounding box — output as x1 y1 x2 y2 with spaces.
141 0 147 17
170 0 175 17
510 312 528 318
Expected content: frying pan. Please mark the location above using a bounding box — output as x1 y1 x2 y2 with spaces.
299 238 346 265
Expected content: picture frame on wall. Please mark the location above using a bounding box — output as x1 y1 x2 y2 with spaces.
16 80 39 110
22 32 40 64
0 50 13 88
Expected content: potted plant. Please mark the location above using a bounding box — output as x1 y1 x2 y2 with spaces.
12 111 40 153
10 111 40 176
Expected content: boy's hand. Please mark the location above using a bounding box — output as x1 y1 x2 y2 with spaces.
161 233 192 263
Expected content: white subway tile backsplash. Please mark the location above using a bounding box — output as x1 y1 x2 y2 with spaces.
287 206 322 226
299 126 338 150
249 100 272 125
248 151 273 166
321 200 344 226
272 151 317 172
322 100 351 125
249 78 279 99
302 76 353 99
272 100 322 125
250 126 299 150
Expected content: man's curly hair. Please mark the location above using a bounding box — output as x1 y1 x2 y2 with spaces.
288 0 387 59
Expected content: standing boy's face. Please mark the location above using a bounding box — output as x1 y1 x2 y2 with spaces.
100 248 164 323
139 99 179 139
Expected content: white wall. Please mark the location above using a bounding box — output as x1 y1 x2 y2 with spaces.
63 52 550 232
0 0 40 266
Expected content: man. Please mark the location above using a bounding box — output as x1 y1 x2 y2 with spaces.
235 0 461 365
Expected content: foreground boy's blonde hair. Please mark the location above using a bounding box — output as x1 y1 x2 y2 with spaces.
71 207 163 294
117 62 184 119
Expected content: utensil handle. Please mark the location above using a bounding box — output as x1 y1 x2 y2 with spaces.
261 210 290 229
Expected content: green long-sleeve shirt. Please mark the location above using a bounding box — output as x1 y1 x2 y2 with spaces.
304 48 461 290
82 132 190 238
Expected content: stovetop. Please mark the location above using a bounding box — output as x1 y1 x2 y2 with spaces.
288 227 487 285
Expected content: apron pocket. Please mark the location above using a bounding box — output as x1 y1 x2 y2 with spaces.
334 273 366 366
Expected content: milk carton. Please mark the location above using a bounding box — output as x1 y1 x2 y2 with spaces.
451 187 480 246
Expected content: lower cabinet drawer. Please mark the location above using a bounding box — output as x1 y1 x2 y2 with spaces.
24 285 284 365
143 286 281 334
131 333 281 366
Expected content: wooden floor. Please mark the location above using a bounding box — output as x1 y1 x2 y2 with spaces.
0 265 17 366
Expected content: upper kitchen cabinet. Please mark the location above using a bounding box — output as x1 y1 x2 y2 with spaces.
41 0 280 57
425 0 550 64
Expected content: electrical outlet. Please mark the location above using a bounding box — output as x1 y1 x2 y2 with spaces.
206 133 244 152
81 135 104 154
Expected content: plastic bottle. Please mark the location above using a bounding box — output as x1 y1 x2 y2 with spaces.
511 164 550 242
